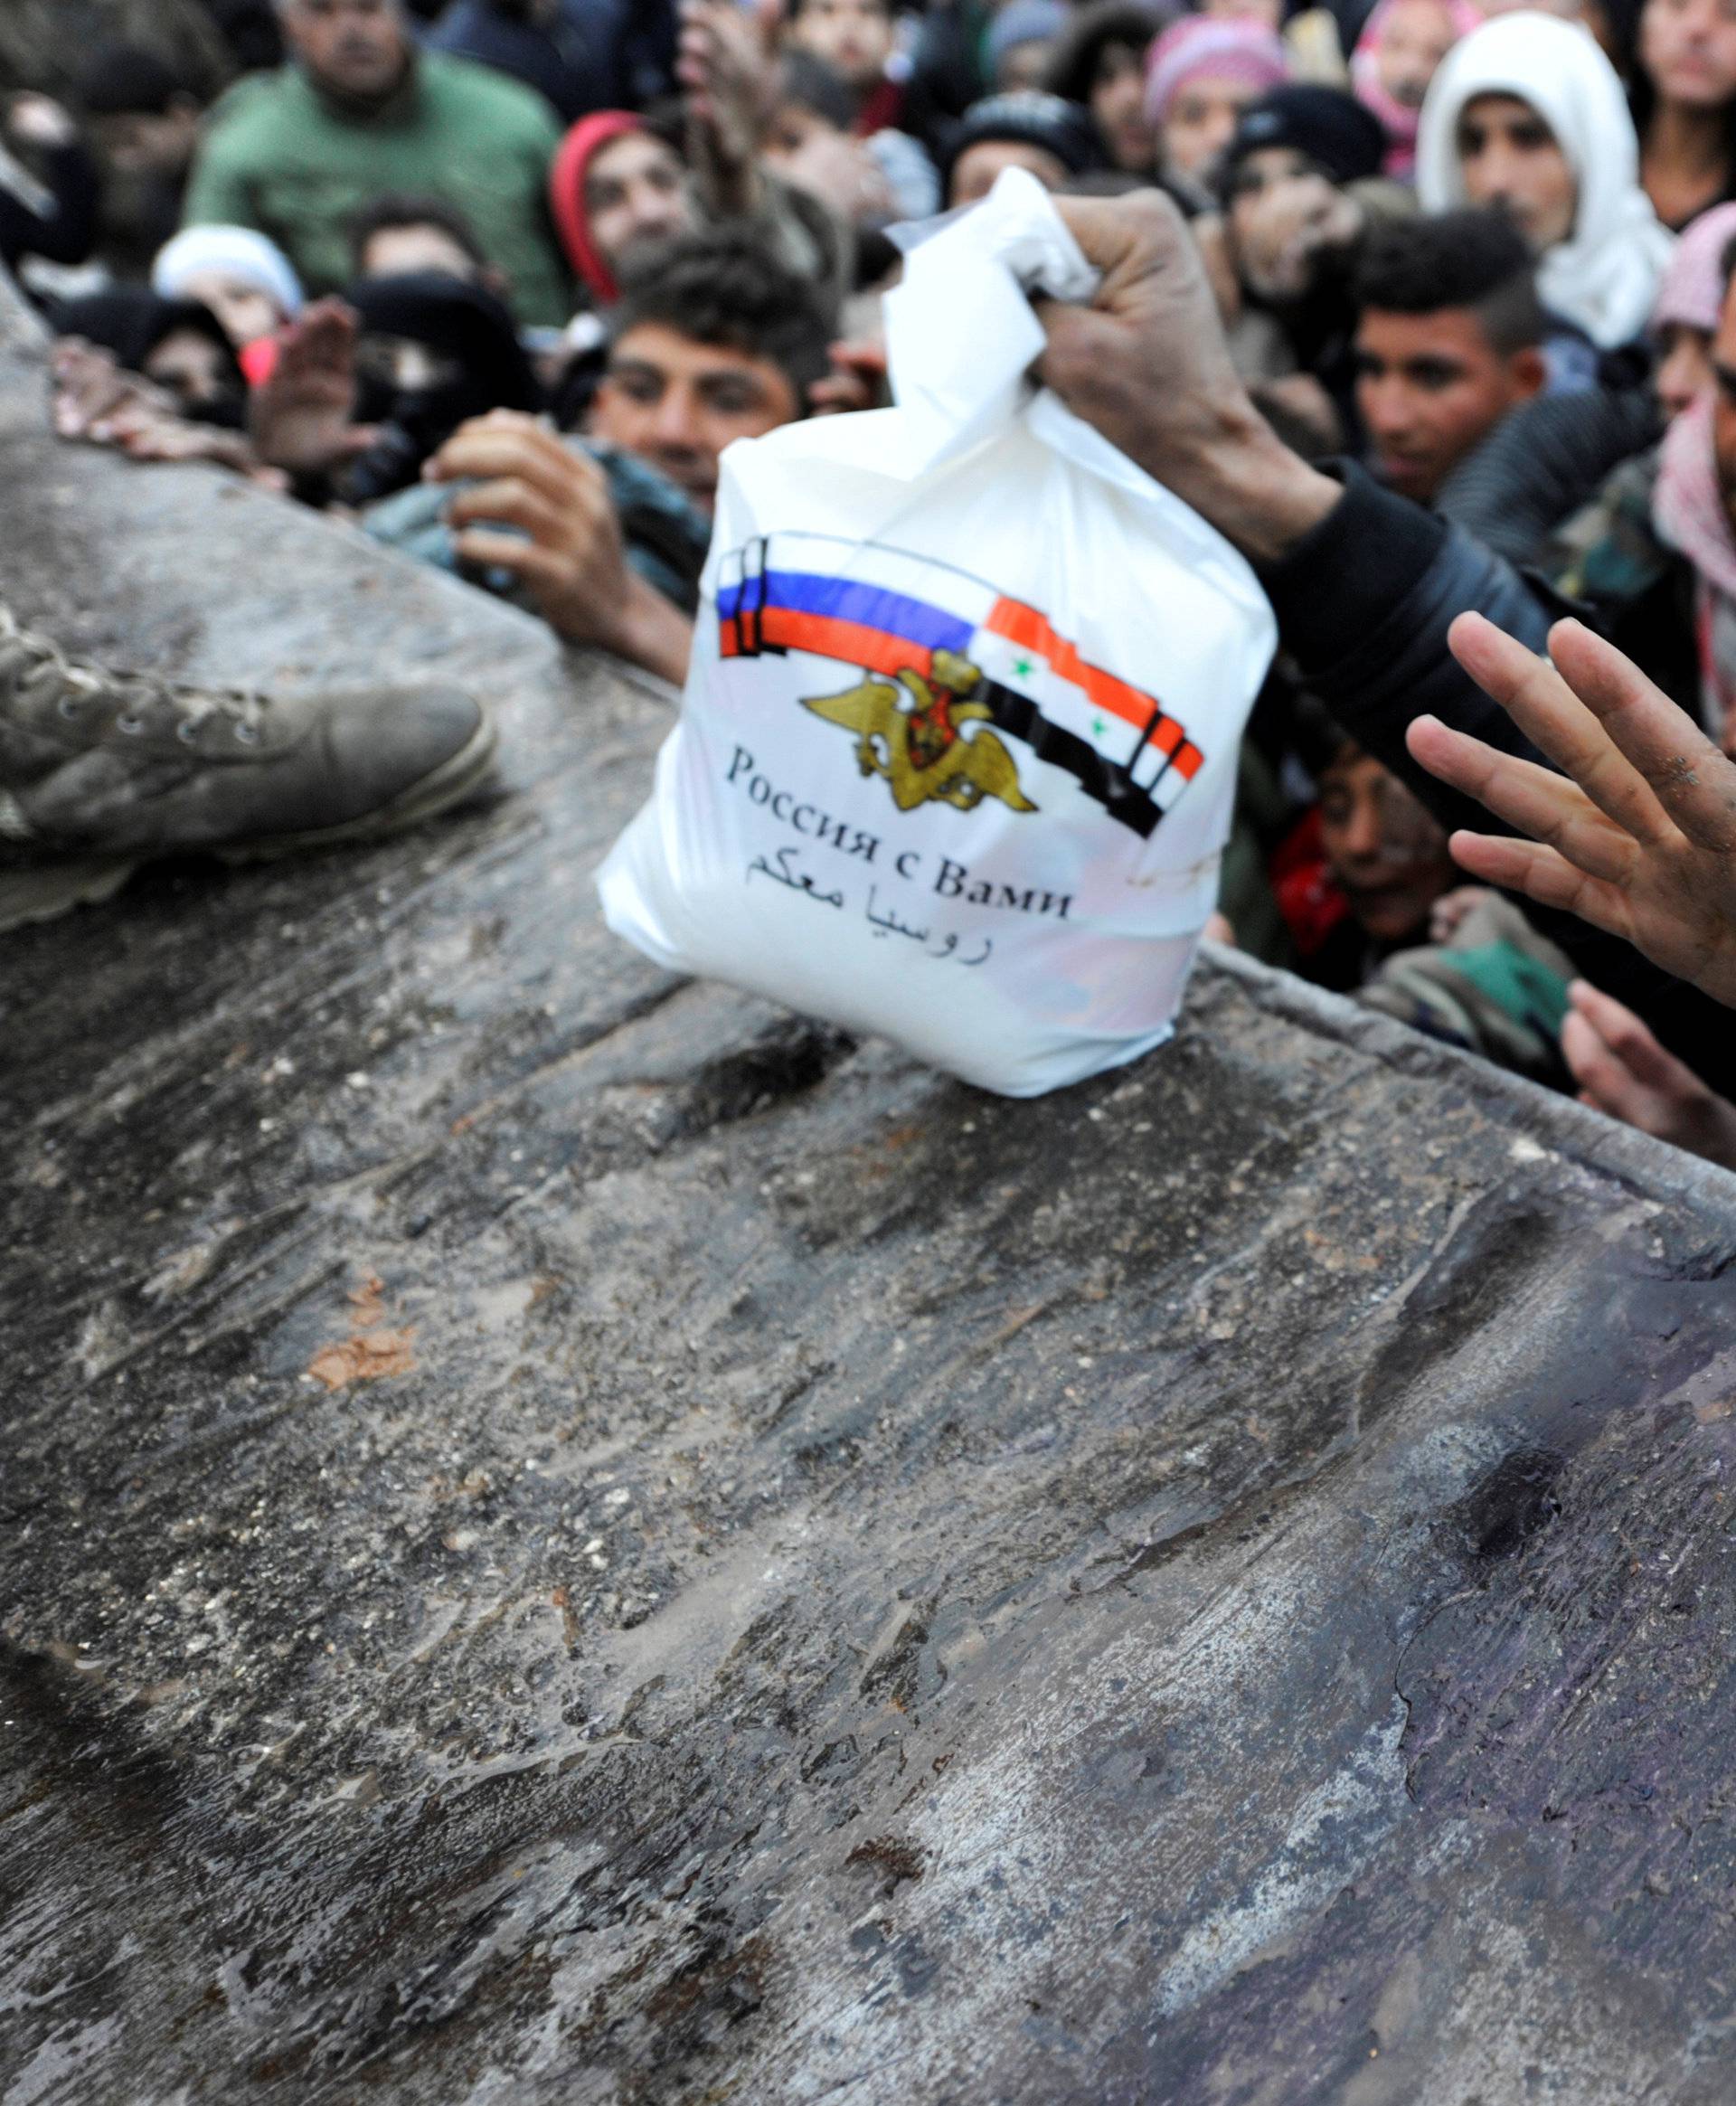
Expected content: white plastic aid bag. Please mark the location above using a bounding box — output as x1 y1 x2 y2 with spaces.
598 168 1277 1097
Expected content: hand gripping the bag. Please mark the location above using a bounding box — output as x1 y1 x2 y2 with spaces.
598 167 1277 1098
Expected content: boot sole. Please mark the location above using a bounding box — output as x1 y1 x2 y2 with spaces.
0 708 499 938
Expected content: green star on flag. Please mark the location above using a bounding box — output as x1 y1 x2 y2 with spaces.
1012 655 1034 679
1092 714 1107 740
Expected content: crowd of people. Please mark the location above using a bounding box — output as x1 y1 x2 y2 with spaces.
5 0 1736 1170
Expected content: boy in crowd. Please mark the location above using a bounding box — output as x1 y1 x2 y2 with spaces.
1352 208 1547 505
415 231 833 685
784 0 905 135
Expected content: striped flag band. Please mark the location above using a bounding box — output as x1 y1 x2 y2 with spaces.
715 533 1204 839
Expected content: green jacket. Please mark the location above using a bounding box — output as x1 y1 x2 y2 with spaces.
183 51 570 327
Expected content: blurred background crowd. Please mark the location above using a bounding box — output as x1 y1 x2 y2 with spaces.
8 0 1736 1165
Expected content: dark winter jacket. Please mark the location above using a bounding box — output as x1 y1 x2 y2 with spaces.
1260 461 1736 1094
0 139 99 273
423 0 676 124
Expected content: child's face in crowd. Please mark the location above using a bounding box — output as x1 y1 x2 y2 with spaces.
1092 37 1159 172
585 133 692 275
1318 747 1458 942
175 270 284 349
1162 76 1258 181
1375 0 1459 109
588 324 800 510
764 103 892 221
1456 92 1577 251
787 0 895 94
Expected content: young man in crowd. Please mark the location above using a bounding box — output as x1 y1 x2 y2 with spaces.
551 4 851 319
183 0 570 326
1352 210 1662 574
422 231 831 685
1351 208 1547 506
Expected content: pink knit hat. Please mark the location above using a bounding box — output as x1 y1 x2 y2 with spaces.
1652 201 1736 335
1144 17 1290 129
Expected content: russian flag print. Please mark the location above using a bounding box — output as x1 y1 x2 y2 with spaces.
715 532 1205 840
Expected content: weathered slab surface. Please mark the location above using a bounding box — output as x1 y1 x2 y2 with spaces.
5 275 1736 2106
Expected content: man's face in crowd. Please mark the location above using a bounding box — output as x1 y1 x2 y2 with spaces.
89 102 200 181
1226 147 1358 302
1456 93 1577 252
1641 0 1736 112
1161 75 1257 181
1318 745 1458 943
1092 37 1159 172
787 0 894 95
949 137 1069 206
282 0 410 102
585 132 692 277
1656 319 1715 421
361 222 482 282
1354 305 1543 502
588 323 800 510
1373 0 1458 109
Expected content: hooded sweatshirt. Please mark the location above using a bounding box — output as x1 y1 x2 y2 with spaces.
1415 11 1675 350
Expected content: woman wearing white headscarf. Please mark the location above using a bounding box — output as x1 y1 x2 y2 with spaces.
1415 10 1675 351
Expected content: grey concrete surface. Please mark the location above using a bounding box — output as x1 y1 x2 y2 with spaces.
5 272 1736 2106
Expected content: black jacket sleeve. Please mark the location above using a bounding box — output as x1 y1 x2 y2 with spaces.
1259 462 1736 1094
0 142 100 270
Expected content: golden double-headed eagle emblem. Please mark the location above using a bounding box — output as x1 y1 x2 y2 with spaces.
801 648 1036 817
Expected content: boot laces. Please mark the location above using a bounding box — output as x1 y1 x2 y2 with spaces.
0 609 268 747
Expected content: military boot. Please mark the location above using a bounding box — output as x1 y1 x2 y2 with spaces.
0 606 496 931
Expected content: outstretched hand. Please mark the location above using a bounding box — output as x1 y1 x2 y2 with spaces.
52 337 278 483
1407 614 1736 1010
1561 980 1736 1169
677 0 780 212
249 297 377 480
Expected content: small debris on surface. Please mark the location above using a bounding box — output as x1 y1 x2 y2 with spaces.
306 1273 417 1393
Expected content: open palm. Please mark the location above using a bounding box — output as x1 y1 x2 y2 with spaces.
1408 614 1736 1010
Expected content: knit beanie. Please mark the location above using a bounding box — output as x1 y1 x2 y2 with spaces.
1221 83 1387 188
944 90 1104 189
